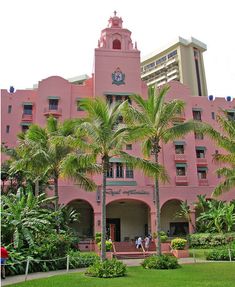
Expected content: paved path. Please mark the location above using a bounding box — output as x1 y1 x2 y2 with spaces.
1 258 206 286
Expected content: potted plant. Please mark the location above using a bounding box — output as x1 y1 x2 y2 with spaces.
171 238 189 258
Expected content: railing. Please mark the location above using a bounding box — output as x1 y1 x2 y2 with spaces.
196 158 207 165
22 114 33 121
174 154 187 162
175 176 188 185
198 178 209 186
43 107 62 117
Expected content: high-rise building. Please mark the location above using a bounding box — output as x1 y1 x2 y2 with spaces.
141 37 208 96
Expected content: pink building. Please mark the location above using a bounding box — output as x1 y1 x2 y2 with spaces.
1 13 235 242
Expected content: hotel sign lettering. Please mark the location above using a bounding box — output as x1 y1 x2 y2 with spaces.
106 189 149 196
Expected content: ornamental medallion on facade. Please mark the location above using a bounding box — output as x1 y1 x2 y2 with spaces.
112 67 125 85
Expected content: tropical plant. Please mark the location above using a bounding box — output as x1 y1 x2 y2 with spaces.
121 85 200 254
176 201 196 232
13 117 97 210
70 98 165 261
1 191 55 249
201 110 235 196
171 238 187 250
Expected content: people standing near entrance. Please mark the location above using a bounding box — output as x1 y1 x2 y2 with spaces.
1 246 9 279
144 235 150 251
137 236 142 249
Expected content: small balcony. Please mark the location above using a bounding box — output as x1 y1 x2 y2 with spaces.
196 158 207 166
22 114 33 122
175 176 188 186
174 111 185 122
174 154 187 162
44 107 62 117
198 178 209 186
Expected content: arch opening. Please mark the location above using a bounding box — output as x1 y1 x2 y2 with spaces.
106 199 150 242
161 199 189 236
113 39 121 50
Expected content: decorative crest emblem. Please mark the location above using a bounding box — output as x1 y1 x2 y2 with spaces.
112 67 125 85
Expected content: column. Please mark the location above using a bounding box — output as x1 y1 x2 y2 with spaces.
189 208 196 234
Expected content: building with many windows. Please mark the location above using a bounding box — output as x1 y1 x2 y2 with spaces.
1 12 235 244
141 37 208 96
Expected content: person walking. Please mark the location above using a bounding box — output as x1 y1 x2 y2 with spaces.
144 235 150 251
1 246 9 279
137 236 142 249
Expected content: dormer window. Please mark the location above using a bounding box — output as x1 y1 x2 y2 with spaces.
113 39 121 50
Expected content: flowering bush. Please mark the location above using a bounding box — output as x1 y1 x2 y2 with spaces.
97 241 113 251
171 238 187 250
141 255 180 269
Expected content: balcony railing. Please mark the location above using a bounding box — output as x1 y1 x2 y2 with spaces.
175 176 188 186
174 154 187 162
22 114 33 122
198 178 209 186
43 107 62 117
196 158 207 166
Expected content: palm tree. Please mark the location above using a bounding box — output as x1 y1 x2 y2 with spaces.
122 85 201 255
14 117 96 210
202 110 235 196
75 98 166 261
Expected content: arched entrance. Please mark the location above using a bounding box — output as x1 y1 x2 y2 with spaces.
106 199 150 242
161 199 189 236
67 199 94 239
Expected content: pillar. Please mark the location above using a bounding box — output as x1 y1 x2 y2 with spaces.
94 212 102 234
189 208 196 234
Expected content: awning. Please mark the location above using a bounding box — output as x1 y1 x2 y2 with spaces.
196 146 206 150
109 158 125 163
22 102 33 106
48 96 60 100
192 107 203 111
20 122 31 126
174 141 185 145
197 167 208 171
176 163 187 167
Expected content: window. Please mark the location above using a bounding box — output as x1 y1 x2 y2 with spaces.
6 125 10 133
23 105 32 115
116 163 123 178
106 95 113 105
176 166 186 176
107 163 113 178
126 144 132 150
77 99 84 111
196 147 206 158
126 165 134 178
175 144 184 154
113 39 121 50
211 112 215 120
227 111 235 121
194 132 204 140
49 99 58 110
167 50 177 59
21 125 29 133
193 110 202 121
8 105 12 113
197 168 207 179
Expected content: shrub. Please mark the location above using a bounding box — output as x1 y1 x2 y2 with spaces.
86 258 127 278
97 241 113 251
141 255 180 269
68 251 99 268
171 238 187 250
206 247 235 261
188 233 235 248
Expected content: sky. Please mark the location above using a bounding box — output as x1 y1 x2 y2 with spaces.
0 0 234 99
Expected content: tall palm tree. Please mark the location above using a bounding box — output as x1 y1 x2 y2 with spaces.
14 117 96 210
122 85 200 255
75 98 166 261
202 110 235 196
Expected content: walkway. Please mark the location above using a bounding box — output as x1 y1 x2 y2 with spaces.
1 258 206 286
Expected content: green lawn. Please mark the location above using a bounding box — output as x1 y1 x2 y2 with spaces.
189 248 213 259
8 263 235 287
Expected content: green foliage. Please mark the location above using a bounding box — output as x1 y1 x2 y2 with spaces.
95 232 102 243
206 245 235 261
97 241 113 251
159 231 168 242
85 258 127 278
171 238 187 250
68 251 99 268
188 233 235 248
141 254 180 269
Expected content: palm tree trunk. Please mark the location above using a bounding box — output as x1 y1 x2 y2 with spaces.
35 178 39 197
54 176 59 211
154 149 161 255
101 159 108 261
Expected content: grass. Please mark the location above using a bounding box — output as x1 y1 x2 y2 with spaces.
8 263 235 287
189 248 213 259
